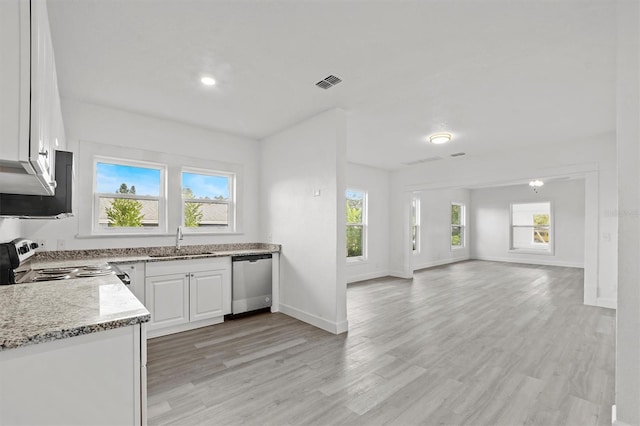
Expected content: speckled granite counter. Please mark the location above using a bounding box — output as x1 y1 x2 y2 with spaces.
26 243 280 269
2 243 278 351
0 275 150 351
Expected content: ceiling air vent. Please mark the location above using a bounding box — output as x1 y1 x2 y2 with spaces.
450 152 466 157
315 75 342 89
403 156 443 166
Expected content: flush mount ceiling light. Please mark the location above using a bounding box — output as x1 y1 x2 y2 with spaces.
428 132 452 145
200 76 216 86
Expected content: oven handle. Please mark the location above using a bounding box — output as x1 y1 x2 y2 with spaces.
120 272 131 286
109 263 131 286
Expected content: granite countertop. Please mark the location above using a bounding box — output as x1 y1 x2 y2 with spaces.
2 243 279 351
0 275 150 351
28 243 280 270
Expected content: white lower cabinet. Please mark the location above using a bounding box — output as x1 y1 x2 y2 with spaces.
0 324 145 426
145 257 231 338
146 273 190 330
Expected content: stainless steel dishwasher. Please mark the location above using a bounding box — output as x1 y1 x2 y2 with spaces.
231 254 272 315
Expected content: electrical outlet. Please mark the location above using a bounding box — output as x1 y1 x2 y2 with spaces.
36 239 46 251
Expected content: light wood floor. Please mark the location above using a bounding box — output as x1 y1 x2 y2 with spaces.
147 260 615 426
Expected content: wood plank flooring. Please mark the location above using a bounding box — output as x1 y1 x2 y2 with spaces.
146 260 615 425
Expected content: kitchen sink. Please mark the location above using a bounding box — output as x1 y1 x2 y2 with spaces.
149 252 217 258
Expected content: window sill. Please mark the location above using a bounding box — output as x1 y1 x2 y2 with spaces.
347 257 368 265
451 246 466 251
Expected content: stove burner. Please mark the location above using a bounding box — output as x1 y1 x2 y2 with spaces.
75 270 115 278
81 264 111 271
32 274 70 281
39 267 79 275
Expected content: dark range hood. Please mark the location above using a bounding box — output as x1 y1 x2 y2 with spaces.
0 150 74 219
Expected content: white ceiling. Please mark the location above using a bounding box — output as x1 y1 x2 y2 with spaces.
47 0 617 170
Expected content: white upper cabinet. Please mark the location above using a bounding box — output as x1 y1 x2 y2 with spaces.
0 0 65 195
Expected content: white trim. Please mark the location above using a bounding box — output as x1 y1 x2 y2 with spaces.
388 269 414 279
146 316 224 339
612 405 633 426
279 303 347 335
347 270 390 284
472 256 583 269
413 257 470 271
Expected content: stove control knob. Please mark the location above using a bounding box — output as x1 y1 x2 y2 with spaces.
30 242 39 250
18 246 28 254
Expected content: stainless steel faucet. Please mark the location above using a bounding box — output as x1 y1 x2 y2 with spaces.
176 226 184 251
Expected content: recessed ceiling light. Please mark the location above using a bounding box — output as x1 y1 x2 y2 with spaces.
428 132 452 145
529 180 544 187
200 76 216 86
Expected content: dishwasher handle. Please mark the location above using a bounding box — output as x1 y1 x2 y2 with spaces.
232 254 272 263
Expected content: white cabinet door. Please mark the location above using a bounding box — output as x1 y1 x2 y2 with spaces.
0 325 142 426
29 0 56 189
189 268 229 322
145 273 189 331
0 0 63 196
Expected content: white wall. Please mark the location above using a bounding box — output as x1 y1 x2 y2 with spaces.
346 163 390 283
21 99 261 250
389 136 617 308
614 0 640 423
413 188 471 270
0 218 21 242
261 109 347 334
470 179 585 268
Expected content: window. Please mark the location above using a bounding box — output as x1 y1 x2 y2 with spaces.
94 159 166 233
346 189 367 260
511 202 552 252
411 197 420 253
451 202 465 248
182 169 235 231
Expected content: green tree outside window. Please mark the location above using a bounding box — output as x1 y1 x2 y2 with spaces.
105 183 144 227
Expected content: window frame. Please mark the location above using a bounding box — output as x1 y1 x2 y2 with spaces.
412 196 421 254
346 188 368 262
509 201 554 255
180 167 236 233
451 202 466 250
92 156 167 235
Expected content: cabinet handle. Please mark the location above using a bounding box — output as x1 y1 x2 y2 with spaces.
190 274 194 277
39 150 48 158
185 274 189 277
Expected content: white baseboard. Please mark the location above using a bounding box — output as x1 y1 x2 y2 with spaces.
347 270 390 284
472 255 583 269
413 257 470 271
279 303 346 335
612 405 633 426
146 316 224 339
596 298 617 310
388 270 413 279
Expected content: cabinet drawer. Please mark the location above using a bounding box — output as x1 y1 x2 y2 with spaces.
146 256 230 277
